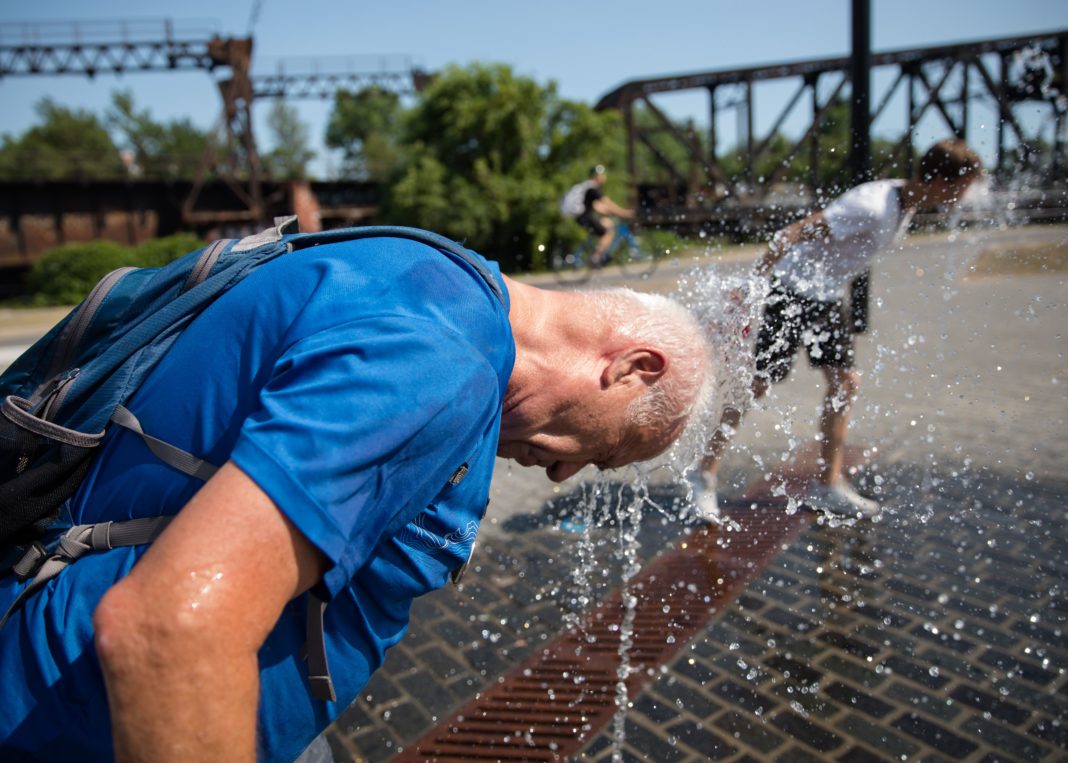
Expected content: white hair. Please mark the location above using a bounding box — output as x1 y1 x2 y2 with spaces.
587 288 716 434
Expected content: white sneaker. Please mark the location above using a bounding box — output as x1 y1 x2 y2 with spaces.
804 480 880 518
687 471 721 521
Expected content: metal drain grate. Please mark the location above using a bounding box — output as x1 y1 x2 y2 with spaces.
393 500 810 762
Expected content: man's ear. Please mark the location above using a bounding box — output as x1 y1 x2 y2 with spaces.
602 347 668 389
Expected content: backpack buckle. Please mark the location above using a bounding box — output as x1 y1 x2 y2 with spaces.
11 541 49 581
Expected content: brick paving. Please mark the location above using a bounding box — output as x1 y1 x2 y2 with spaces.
308 462 1067 762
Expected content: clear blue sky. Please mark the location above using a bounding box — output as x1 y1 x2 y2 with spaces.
1 0 1064 175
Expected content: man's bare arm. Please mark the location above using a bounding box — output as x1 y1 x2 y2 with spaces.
754 211 830 276
592 196 634 219
93 461 328 763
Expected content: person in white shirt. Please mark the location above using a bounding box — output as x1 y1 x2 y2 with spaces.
694 139 983 519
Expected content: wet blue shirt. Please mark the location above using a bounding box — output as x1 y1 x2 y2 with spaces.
0 236 514 761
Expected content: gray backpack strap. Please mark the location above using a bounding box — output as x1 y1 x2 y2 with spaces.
0 408 214 627
0 516 173 629
111 405 219 481
182 238 236 294
306 593 336 702
42 267 139 387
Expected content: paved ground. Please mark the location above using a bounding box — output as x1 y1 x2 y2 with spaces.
2 225 1066 761
321 466 1067 762
307 224 1068 761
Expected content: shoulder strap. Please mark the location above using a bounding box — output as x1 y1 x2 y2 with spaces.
42 267 139 391
0 516 173 629
227 217 505 308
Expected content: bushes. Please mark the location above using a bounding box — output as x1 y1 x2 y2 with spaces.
133 233 205 269
28 240 135 306
28 234 205 306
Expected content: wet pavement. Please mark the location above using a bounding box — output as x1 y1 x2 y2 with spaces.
320 465 1067 762
2 226 1066 761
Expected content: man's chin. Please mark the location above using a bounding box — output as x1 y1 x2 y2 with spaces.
546 462 582 483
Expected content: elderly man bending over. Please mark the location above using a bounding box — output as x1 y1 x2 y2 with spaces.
0 230 712 762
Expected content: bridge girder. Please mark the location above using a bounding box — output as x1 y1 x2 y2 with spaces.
596 30 1068 228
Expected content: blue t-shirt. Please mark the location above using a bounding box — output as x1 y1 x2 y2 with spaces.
0 236 514 761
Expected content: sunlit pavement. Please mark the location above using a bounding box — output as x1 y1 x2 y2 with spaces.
2 227 1065 761
307 225 1067 762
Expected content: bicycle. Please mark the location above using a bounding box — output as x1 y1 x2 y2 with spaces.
550 222 658 284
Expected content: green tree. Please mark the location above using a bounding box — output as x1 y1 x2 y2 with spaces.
0 99 125 180
263 99 316 180
326 64 625 270
325 87 403 181
106 90 210 180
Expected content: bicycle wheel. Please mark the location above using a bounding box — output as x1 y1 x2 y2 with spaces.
614 232 658 277
551 244 592 285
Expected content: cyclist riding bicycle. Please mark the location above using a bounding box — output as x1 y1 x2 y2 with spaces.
560 164 635 266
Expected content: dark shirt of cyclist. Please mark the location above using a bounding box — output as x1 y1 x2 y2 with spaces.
576 165 635 264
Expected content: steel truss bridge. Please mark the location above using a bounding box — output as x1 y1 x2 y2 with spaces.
0 19 423 234
596 30 1068 232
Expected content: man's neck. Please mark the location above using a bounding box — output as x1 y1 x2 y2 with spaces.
500 276 599 413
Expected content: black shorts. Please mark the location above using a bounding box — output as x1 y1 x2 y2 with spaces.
576 213 607 237
755 281 854 384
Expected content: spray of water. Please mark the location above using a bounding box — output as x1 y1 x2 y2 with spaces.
609 480 643 761
653 265 770 498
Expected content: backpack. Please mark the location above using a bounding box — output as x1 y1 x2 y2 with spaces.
0 217 505 701
559 180 593 218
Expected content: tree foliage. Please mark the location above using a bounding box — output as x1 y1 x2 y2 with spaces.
0 92 220 182
326 64 626 270
263 99 316 180
0 99 125 180
133 233 208 268
107 90 211 180
325 87 403 181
